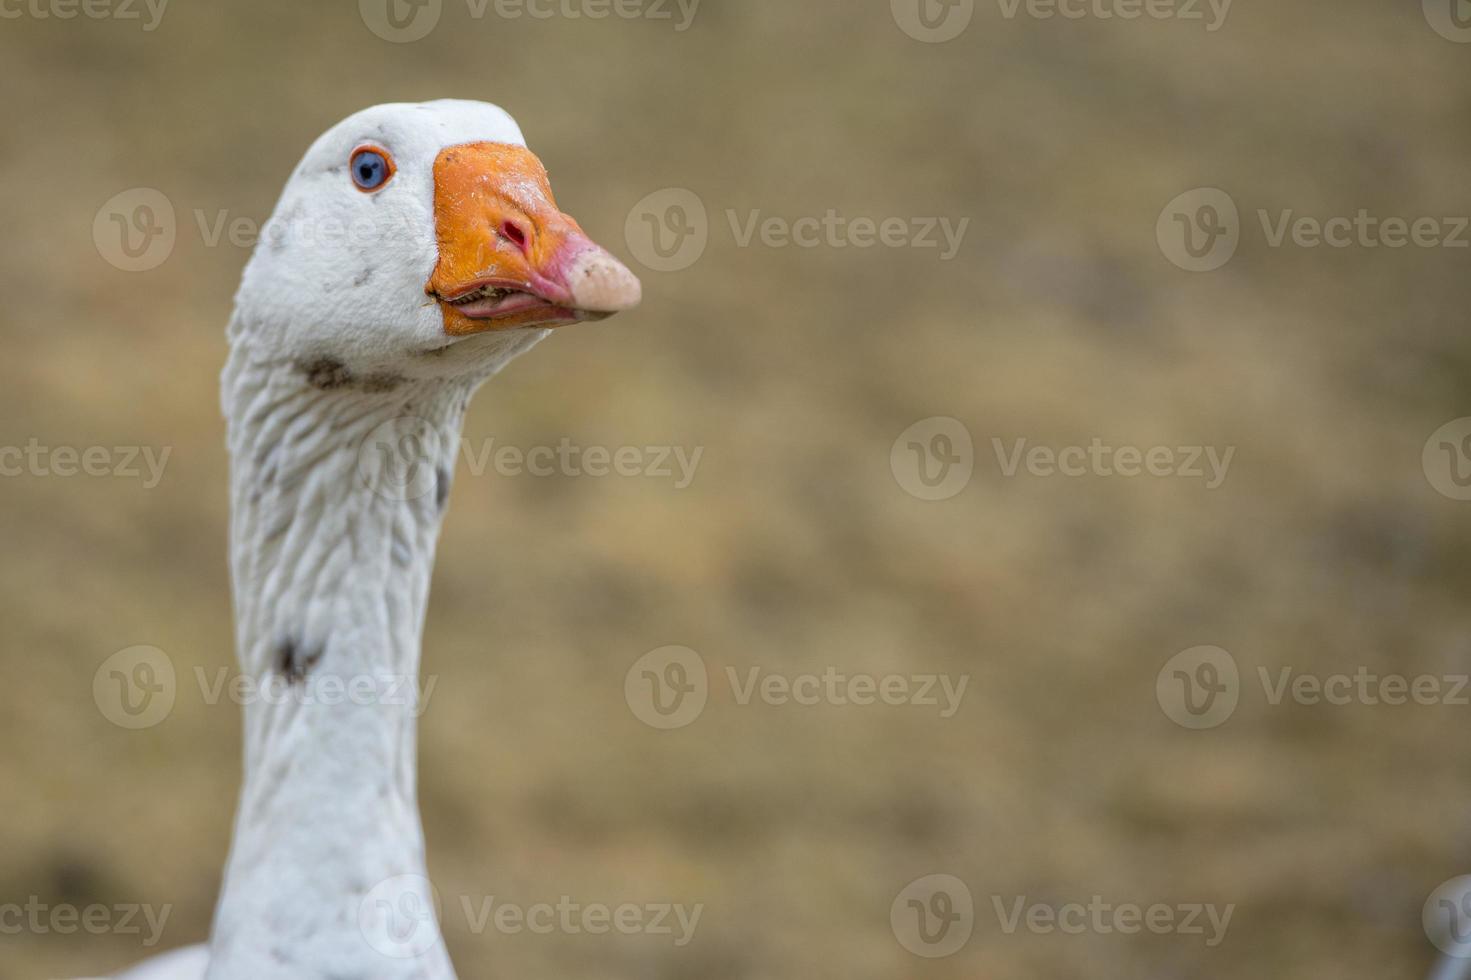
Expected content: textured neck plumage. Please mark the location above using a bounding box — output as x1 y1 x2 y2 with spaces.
205 328 531 979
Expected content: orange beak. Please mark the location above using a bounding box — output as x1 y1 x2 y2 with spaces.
426 142 642 336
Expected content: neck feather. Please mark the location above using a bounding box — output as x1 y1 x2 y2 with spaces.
206 343 482 979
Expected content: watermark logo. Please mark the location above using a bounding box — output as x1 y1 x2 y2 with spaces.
93 645 176 730
361 0 697 41
360 0 442 41
1424 0 1471 42
462 437 702 489
1424 418 1471 501
892 875 1232 955
891 0 975 42
891 874 974 958
996 0 1231 30
358 423 705 502
729 666 968 716
94 191 429 267
485 0 699 28
0 440 171 488
625 188 711 272
1157 187 1239 272
1161 650 1471 723
1259 667 1471 708
0 0 169 30
1156 646 1239 730
626 649 968 728
359 417 442 503
891 417 975 501
0 897 172 945
726 210 968 260
893 422 1233 498
94 188 175 272
1160 188 1470 271
1256 210 1470 250
624 190 968 272
93 653 441 726
992 894 1232 945
459 895 701 943
358 883 702 947
194 668 439 715
360 874 445 959
1426 876 1471 958
992 437 1233 488
625 646 709 729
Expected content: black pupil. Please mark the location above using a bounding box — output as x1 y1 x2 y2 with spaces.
355 153 385 188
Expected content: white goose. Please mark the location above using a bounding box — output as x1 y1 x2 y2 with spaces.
109 99 641 980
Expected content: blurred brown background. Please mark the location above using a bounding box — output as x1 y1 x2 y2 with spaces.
3 1 1471 977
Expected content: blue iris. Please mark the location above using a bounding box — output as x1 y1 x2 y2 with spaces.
351 150 390 190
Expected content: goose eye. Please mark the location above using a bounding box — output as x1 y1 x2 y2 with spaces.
350 147 393 192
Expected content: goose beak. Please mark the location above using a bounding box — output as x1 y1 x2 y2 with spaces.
426 142 642 336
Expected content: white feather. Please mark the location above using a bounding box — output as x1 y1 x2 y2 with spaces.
100 101 558 980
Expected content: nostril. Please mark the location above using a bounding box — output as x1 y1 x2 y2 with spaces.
501 221 528 251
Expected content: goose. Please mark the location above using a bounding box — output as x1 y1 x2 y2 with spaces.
107 99 642 980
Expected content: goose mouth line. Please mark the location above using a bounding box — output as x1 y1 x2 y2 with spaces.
432 280 574 321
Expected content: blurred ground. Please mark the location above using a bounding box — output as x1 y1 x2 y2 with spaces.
3 1 1471 977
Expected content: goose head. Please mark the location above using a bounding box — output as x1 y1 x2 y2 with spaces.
230 99 641 381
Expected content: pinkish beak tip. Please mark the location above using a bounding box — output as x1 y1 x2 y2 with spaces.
565 246 643 314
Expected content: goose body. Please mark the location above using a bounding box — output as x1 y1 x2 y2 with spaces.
108 100 640 980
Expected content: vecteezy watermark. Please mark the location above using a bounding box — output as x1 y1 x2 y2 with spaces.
624 189 710 273
194 668 438 716
357 417 704 503
890 418 1235 500
1423 0 1471 43
94 188 177 272
0 439 171 488
1155 188 1240 272
94 191 433 273
360 875 445 959
358 417 447 503
0 897 172 946
624 188 969 272
0 0 169 30
1157 646 1471 730
359 875 702 960
890 0 975 42
1158 187 1471 272
624 646 709 730
1156 646 1239 729
1256 668 1471 709
94 646 177 730
890 0 1229 42
995 0 1231 30
94 646 440 729
716 206 967 263
460 895 701 945
889 874 1232 958
1426 876 1471 958
624 647 969 730
1423 418 1471 501
358 0 700 43
991 437 1234 489
891 417 975 501
460 437 701 489
726 666 968 716
990 894 1233 946
891 874 974 958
